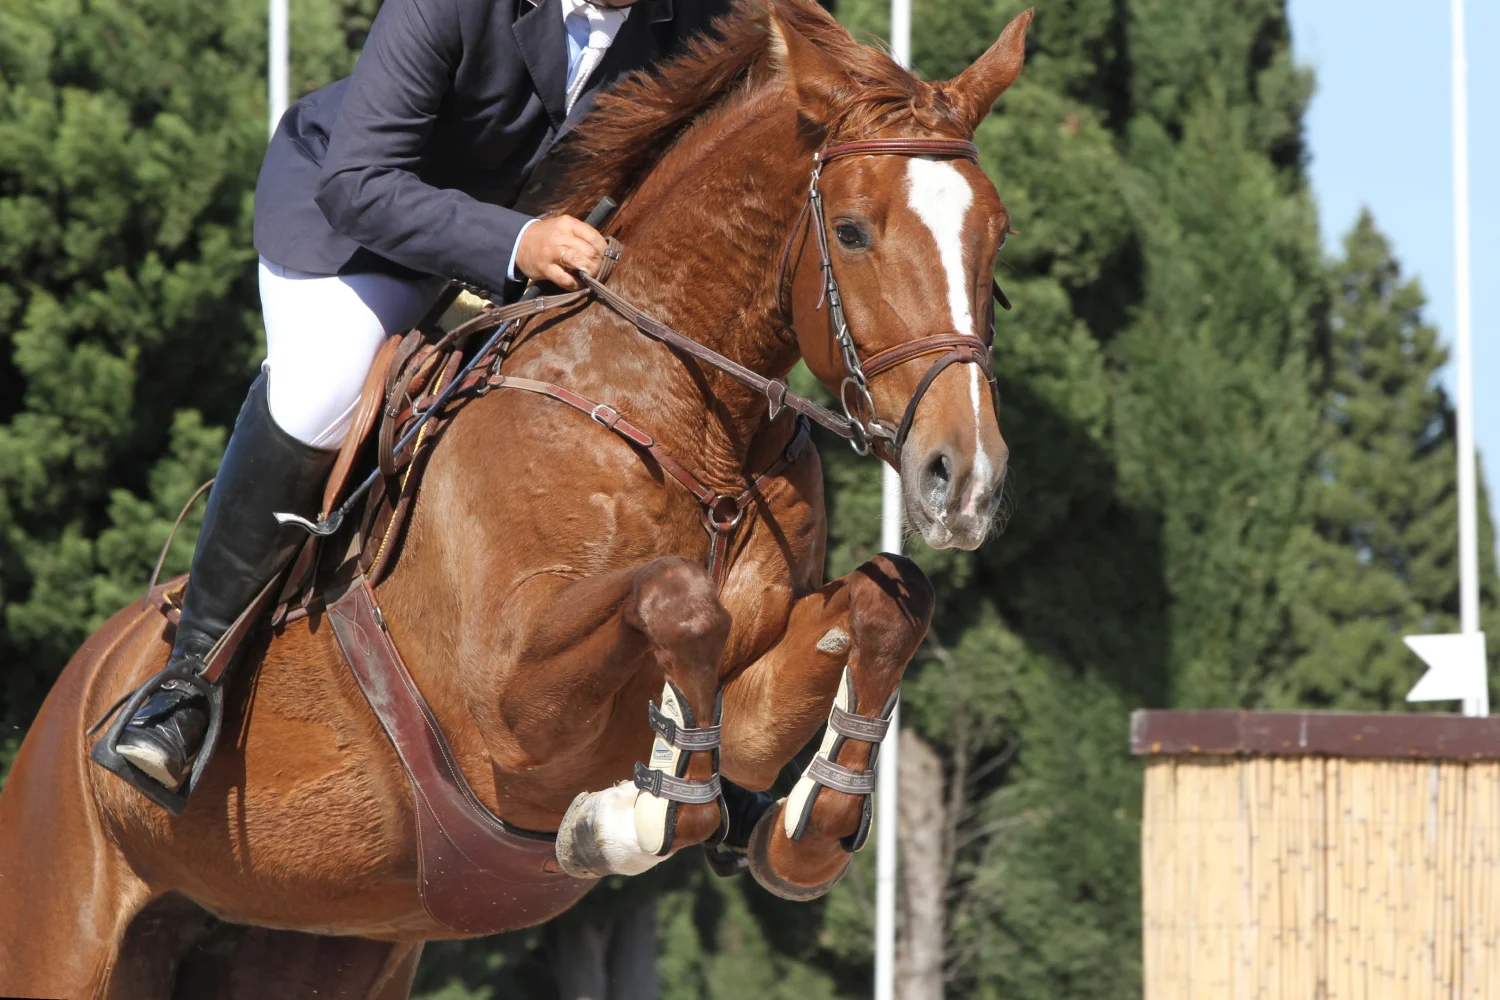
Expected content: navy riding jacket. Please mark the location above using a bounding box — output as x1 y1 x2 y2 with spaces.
253 0 731 292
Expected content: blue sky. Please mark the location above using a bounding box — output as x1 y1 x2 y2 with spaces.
1287 0 1499 556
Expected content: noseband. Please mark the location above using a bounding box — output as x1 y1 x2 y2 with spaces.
781 137 1008 460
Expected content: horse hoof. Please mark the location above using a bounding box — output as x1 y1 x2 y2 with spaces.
556 791 610 879
746 798 850 901
555 783 662 879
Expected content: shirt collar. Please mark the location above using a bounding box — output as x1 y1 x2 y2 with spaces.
526 0 672 24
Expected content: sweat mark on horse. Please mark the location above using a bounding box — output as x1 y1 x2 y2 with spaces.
0 1 1031 996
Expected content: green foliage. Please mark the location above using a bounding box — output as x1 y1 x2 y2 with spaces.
0 0 263 732
0 0 384 732
1 2 1497 999
1269 212 1500 710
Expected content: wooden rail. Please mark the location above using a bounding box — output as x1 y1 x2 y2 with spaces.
1133 710 1500 999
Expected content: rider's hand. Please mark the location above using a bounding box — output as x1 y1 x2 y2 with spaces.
515 215 608 291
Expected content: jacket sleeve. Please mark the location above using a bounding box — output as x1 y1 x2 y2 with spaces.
314 0 532 291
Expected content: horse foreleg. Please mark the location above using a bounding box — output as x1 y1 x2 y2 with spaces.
720 553 933 900
518 557 730 878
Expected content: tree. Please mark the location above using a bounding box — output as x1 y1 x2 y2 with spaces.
0 0 381 768
1272 211 1500 711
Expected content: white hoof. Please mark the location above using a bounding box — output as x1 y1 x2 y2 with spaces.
555 781 663 879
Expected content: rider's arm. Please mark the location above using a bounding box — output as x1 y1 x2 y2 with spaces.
314 0 532 292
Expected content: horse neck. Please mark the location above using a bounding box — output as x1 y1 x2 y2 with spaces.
561 95 814 485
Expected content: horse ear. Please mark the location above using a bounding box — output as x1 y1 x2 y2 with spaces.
768 10 847 124
940 9 1033 133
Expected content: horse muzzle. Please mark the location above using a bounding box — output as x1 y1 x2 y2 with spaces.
902 436 1008 550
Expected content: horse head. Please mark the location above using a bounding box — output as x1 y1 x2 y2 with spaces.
776 6 1032 550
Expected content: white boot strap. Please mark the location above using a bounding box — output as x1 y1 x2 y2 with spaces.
828 703 891 743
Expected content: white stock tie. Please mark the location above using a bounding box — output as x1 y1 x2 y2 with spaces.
561 0 630 114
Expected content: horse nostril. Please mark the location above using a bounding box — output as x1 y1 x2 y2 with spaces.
921 452 953 513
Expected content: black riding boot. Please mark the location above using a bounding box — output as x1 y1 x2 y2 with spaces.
111 375 336 793
704 781 778 876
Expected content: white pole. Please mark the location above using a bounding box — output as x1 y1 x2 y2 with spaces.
890 0 911 68
269 0 289 139
1451 0 1486 717
874 466 903 1000
875 7 911 996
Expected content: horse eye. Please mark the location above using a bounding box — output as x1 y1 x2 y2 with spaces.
835 222 868 250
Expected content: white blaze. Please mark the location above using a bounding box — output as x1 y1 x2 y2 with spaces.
905 158 990 511
905 157 973 333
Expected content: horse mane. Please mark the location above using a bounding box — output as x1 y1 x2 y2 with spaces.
551 0 970 220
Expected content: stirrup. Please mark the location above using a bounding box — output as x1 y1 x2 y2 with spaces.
89 663 226 816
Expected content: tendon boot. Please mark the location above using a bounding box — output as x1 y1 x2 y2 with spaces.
109 374 335 797
704 780 777 877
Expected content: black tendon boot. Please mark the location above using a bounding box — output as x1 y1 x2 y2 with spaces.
111 375 335 794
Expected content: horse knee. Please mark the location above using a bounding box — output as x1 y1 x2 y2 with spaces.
848 553 934 660
626 557 731 670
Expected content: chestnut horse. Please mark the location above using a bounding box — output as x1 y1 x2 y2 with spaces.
0 2 1028 996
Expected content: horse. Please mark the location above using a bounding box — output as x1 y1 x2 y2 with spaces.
0 1 1029 995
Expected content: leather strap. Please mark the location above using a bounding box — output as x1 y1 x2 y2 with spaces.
485 374 812 588
325 334 401 515
648 700 723 752
327 579 590 935
803 755 877 796
828 703 891 743
892 344 996 453
199 573 286 685
143 479 215 606
820 138 979 164
576 272 855 439
860 332 991 381
632 761 723 805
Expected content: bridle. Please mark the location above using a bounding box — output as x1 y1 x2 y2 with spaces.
779 137 1009 460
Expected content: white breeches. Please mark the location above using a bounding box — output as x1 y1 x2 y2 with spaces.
258 257 447 448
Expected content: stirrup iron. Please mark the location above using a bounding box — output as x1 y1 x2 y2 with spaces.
89 664 226 816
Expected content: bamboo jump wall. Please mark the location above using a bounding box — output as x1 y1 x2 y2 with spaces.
1132 710 1500 1000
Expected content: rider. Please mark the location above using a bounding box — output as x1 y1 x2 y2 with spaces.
100 0 733 798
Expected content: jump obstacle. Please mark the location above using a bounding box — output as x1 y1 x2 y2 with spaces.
1134 709 1500 999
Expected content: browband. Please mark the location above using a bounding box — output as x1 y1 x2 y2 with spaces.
819 138 980 165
